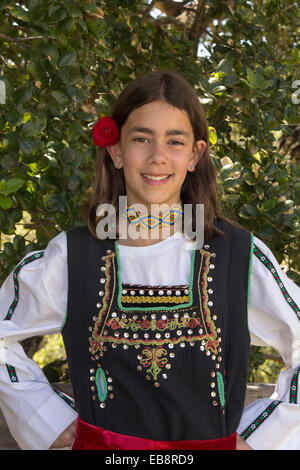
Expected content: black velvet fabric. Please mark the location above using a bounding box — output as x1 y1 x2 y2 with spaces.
62 218 251 440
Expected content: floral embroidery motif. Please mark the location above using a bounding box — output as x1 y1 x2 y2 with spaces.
6 364 18 383
289 367 299 404
254 244 300 321
241 400 281 440
106 311 202 336
139 346 168 381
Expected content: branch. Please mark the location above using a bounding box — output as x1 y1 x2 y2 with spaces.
202 28 245 56
142 0 158 19
0 33 43 46
151 15 185 29
154 0 193 18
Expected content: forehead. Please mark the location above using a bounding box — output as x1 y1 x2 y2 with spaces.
124 101 192 131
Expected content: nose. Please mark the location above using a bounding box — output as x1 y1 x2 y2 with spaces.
146 140 168 165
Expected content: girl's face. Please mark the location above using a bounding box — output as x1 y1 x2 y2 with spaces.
108 101 206 210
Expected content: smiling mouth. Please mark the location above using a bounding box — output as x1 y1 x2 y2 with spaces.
141 174 173 185
141 174 173 181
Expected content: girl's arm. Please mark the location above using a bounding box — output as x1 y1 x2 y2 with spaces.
0 232 78 450
237 235 300 450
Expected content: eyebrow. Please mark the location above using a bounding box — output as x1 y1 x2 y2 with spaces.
129 126 190 138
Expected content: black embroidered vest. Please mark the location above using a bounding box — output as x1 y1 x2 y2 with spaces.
62 218 252 441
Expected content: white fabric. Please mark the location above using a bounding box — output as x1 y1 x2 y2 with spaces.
117 232 194 285
0 230 299 449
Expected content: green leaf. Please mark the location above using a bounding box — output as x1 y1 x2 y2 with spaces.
266 0 280 16
9 6 30 22
35 117 47 134
245 68 271 90
271 200 294 216
261 199 277 211
82 2 98 14
77 17 88 32
208 126 218 145
73 111 93 121
6 178 24 194
15 86 32 105
256 225 277 237
0 195 13 209
217 58 233 74
239 204 259 218
286 269 300 285
22 117 47 137
13 235 25 252
219 165 236 180
51 90 69 104
58 50 77 68
67 176 81 191
223 194 241 203
292 48 299 61
0 178 24 195
47 5 68 24
264 162 278 177
3 242 15 257
242 169 256 186
19 137 35 155
116 66 132 79
0 154 15 170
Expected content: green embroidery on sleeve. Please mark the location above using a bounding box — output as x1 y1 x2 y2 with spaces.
254 244 300 321
247 233 254 317
51 385 77 411
5 252 45 321
6 364 18 383
241 400 281 440
289 367 300 404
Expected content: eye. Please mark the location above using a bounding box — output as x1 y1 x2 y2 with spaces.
133 137 150 143
169 140 184 146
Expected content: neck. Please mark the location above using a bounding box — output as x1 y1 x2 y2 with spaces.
117 224 179 247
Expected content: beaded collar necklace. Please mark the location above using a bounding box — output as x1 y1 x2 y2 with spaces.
121 201 183 230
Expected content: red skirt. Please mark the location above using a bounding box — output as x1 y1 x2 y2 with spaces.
72 417 236 450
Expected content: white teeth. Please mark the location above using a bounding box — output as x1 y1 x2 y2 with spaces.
143 174 170 181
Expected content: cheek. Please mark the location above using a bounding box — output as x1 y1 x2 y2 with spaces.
125 156 142 170
121 146 143 169
173 153 191 172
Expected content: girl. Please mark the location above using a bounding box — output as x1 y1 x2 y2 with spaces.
0 71 299 450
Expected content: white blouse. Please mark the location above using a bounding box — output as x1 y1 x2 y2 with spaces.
0 230 299 450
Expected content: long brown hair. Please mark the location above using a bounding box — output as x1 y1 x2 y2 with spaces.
86 70 243 242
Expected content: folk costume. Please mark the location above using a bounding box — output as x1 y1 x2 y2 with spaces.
0 218 300 450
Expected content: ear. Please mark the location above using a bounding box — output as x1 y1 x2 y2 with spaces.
107 142 123 169
188 140 206 171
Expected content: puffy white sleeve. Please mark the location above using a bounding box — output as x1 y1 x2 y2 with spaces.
0 231 77 450
237 235 300 449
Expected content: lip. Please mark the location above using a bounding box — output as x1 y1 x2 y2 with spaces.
141 173 173 185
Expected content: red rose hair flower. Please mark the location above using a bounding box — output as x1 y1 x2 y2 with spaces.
92 116 119 147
